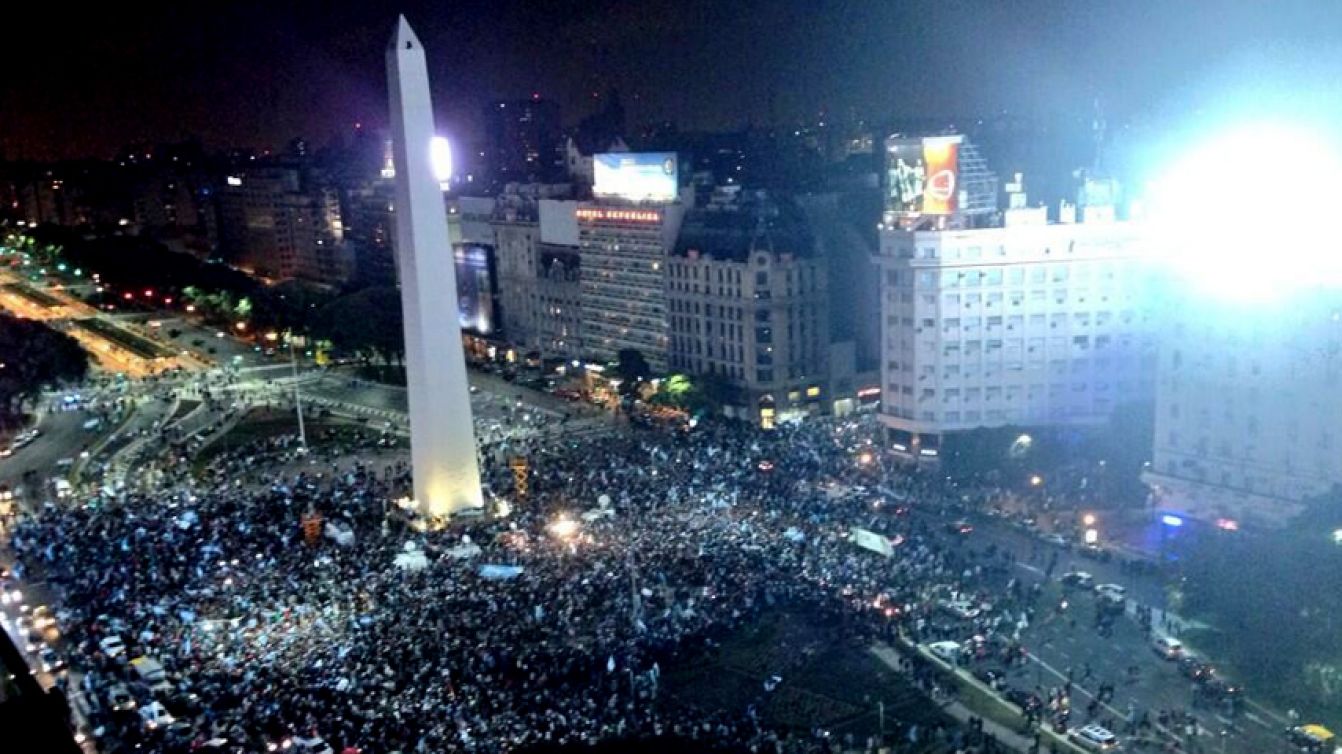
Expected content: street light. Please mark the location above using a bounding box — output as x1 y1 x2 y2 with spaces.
1082 513 1097 527
548 516 580 539
1030 474 1044 487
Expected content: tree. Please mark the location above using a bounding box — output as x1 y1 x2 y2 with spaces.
314 286 405 366
612 348 651 398
0 314 88 428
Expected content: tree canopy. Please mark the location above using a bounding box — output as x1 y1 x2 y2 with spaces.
0 314 89 428
313 286 405 365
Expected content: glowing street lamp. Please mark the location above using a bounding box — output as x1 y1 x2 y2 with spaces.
548 516 580 539
857 451 874 466
1082 513 1097 527
1029 474 1044 487
234 321 247 331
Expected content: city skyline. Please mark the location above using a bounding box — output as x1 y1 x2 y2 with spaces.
5 1 1341 160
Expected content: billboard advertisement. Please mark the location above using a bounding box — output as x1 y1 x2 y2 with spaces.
884 135 962 215
454 244 496 335
593 152 678 201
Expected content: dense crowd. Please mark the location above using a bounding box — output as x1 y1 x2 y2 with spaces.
6 409 1154 754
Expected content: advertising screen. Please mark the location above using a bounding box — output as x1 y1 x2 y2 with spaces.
884 135 962 215
593 152 678 201
454 244 496 335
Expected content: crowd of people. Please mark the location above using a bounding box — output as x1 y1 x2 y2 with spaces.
3 400 1204 754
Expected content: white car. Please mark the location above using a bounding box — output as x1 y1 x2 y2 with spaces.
1152 635 1184 660
99 635 127 658
1095 584 1127 603
927 640 962 663
138 701 176 730
939 599 982 620
1069 723 1120 751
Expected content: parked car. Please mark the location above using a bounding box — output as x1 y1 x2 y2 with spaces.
1179 656 1216 682
1095 584 1127 603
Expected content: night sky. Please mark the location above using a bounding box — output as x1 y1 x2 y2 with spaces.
4 1 1339 160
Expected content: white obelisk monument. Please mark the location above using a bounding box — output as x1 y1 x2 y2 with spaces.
387 16 483 517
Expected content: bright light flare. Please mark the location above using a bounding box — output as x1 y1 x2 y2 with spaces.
548 516 580 539
1149 122 1342 301
430 136 453 187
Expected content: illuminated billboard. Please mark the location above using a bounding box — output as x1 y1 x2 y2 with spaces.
593 152 678 201
884 135 962 215
454 244 496 335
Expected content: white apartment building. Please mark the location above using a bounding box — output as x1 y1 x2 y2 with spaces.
876 206 1158 457
1147 290 1342 525
578 201 686 371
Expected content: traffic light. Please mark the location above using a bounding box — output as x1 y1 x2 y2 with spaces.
509 456 529 499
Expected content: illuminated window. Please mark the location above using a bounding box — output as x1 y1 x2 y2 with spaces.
805 386 821 398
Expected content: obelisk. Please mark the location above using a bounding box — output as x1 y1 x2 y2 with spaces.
387 15 483 517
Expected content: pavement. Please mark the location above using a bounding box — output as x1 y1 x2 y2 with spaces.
911 504 1295 754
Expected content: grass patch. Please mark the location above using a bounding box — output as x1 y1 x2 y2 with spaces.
166 398 201 426
190 408 372 470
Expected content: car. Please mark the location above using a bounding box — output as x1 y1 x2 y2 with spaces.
130 655 174 695
972 666 1007 690
939 599 982 620
1060 571 1095 589
106 683 137 712
137 700 176 730
947 520 974 535
1095 583 1127 603
1178 656 1216 682
99 635 127 658
1152 635 1184 660
32 604 55 630
1042 533 1070 547
1069 723 1121 751
1287 724 1334 751
294 735 335 754
926 640 961 663
38 645 65 673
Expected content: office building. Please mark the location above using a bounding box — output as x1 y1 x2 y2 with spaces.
216 166 352 286
1146 290 1342 525
668 187 829 426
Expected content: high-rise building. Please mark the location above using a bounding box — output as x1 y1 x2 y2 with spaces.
489 186 585 358
215 166 352 286
578 205 685 371
876 205 1158 458
484 97 564 186
667 187 829 426
1146 291 1342 525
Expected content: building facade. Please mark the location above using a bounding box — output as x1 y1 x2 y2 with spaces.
876 207 1158 457
1146 290 1342 525
667 190 829 426
216 167 352 286
577 200 686 371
